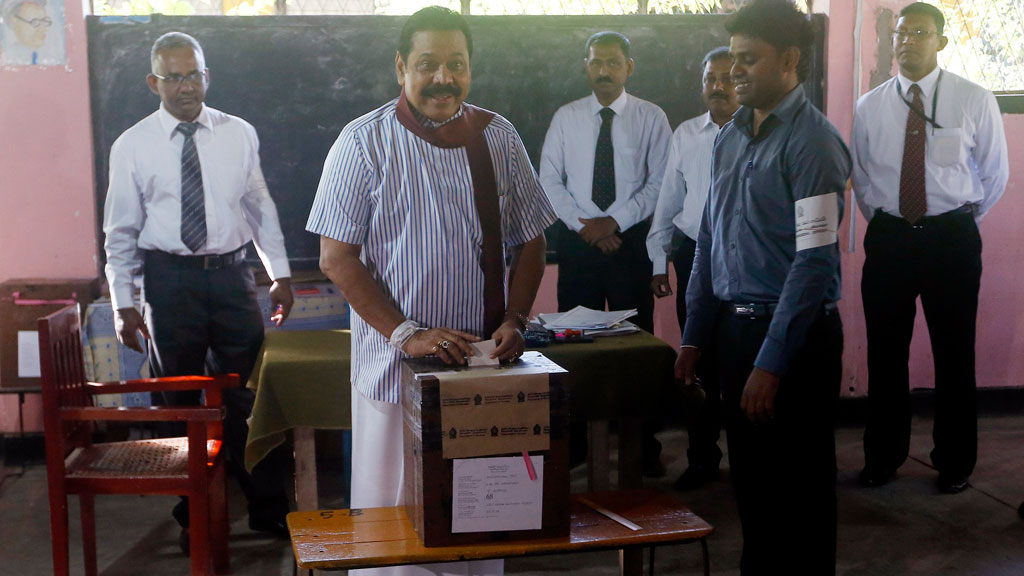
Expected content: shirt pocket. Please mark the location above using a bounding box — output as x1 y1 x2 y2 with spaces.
929 128 965 167
617 146 647 187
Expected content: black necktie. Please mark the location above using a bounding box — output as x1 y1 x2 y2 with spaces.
592 107 616 211
177 122 207 253
899 84 927 224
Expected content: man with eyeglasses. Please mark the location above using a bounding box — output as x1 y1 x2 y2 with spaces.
851 2 1008 494
103 31 295 549
646 45 737 491
540 31 671 477
1 0 55 65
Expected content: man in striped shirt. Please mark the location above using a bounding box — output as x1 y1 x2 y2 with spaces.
307 7 555 575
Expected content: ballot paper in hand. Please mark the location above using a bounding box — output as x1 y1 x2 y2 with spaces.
538 306 638 330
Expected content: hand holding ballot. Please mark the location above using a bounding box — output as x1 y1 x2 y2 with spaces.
406 327 481 365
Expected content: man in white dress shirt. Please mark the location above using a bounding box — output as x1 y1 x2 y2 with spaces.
851 2 1009 494
646 46 737 490
540 31 671 475
103 31 295 543
308 7 555 575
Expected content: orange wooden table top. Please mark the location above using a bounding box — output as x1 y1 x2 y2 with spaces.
288 488 713 572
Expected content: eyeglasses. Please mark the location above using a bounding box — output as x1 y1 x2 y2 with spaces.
14 14 52 28
152 70 207 87
893 29 940 42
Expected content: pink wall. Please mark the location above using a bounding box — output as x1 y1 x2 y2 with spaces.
1 3 1020 434
0 0 96 433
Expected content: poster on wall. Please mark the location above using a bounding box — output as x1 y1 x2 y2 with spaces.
0 0 66 67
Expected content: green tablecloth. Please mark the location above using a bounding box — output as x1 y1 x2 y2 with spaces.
245 330 351 471
535 331 676 421
243 329 675 470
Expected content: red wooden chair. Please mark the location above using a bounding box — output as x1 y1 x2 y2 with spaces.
39 304 235 575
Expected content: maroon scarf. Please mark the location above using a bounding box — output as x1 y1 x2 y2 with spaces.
395 91 505 336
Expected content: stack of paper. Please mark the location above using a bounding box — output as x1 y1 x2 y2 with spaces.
536 306 641 336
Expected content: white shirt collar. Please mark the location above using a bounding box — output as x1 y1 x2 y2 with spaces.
698 111 720 131
896 65 941 97
157 103 211 139
588 90 629 116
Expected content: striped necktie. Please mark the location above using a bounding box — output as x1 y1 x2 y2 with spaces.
177 122 207 253
899 84 927 224
592 107 616 211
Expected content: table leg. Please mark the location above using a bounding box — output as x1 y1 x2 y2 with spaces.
588 420 610 491
293 427 319 511
619 546 643 576
701 537 710 576
618 417 643 489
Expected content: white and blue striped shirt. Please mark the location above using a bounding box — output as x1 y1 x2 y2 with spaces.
307 99 557 403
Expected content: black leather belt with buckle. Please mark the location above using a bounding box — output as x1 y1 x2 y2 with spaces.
146 246 248 270
727 301 838 319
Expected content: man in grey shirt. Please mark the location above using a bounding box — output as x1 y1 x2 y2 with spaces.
676 2 850 573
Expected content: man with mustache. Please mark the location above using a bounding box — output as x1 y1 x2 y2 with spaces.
103 31 296 548
646 45 738 491
308 7 555 575
852 2 1008 494
676 1 849 572
540 31 671 476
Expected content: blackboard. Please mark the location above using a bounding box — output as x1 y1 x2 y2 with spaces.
87 14 827 269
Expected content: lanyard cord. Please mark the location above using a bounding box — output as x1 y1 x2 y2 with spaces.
897 69 944 130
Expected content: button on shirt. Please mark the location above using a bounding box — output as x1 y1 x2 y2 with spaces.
682 85 851 375
646 111 721 275
103 104 291 311
851 67 1008 221
539 91 671 232
306 99 556 404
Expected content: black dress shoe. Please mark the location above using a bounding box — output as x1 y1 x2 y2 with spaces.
249 516 290 538
937 473 969 494
673 464 720 491
1018 502 1024 519
858 466 892 488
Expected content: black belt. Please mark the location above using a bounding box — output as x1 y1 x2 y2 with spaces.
145 246 248 270
726 300 838 319
876 204 974 229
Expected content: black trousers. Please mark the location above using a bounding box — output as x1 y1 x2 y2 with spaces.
715 305 842 575
861 209 981 478
143 251 289 522
673 235 722 468
558 221 660 464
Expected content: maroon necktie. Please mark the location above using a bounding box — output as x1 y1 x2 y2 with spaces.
899 84 927 224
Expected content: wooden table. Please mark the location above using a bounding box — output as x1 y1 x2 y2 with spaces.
288 488 712 576
245 330 676 508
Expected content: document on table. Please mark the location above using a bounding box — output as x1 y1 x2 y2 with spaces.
452 455 544 533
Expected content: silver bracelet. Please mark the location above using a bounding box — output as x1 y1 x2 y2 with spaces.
388 320 421 352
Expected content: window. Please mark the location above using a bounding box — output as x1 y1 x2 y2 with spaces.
93 0 808 16
924 0 1024 97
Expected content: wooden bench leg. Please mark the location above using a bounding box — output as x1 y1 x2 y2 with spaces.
294 427 319 511
588 420 610 491
619 546 643 576
701 537 710 576
649 546 655 576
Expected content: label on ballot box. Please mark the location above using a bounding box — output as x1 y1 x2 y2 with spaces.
452 455 544 533
439 372 550 459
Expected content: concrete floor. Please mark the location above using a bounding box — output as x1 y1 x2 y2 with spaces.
2 415 1024 575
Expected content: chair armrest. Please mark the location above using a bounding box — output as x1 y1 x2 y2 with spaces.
60 406 224 422
84 374 239 395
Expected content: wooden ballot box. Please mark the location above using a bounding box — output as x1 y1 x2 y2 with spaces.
401 353 570 547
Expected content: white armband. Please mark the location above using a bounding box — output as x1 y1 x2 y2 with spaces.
795 192 840 252
388 320 422 352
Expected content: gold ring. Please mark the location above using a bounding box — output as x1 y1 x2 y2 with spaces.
440 340 450 349
431 345 438 353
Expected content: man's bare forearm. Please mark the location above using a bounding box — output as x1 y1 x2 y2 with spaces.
505 234 547 319
319 236 405 338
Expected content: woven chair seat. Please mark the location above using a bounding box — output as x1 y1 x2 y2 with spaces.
65 437 221 479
